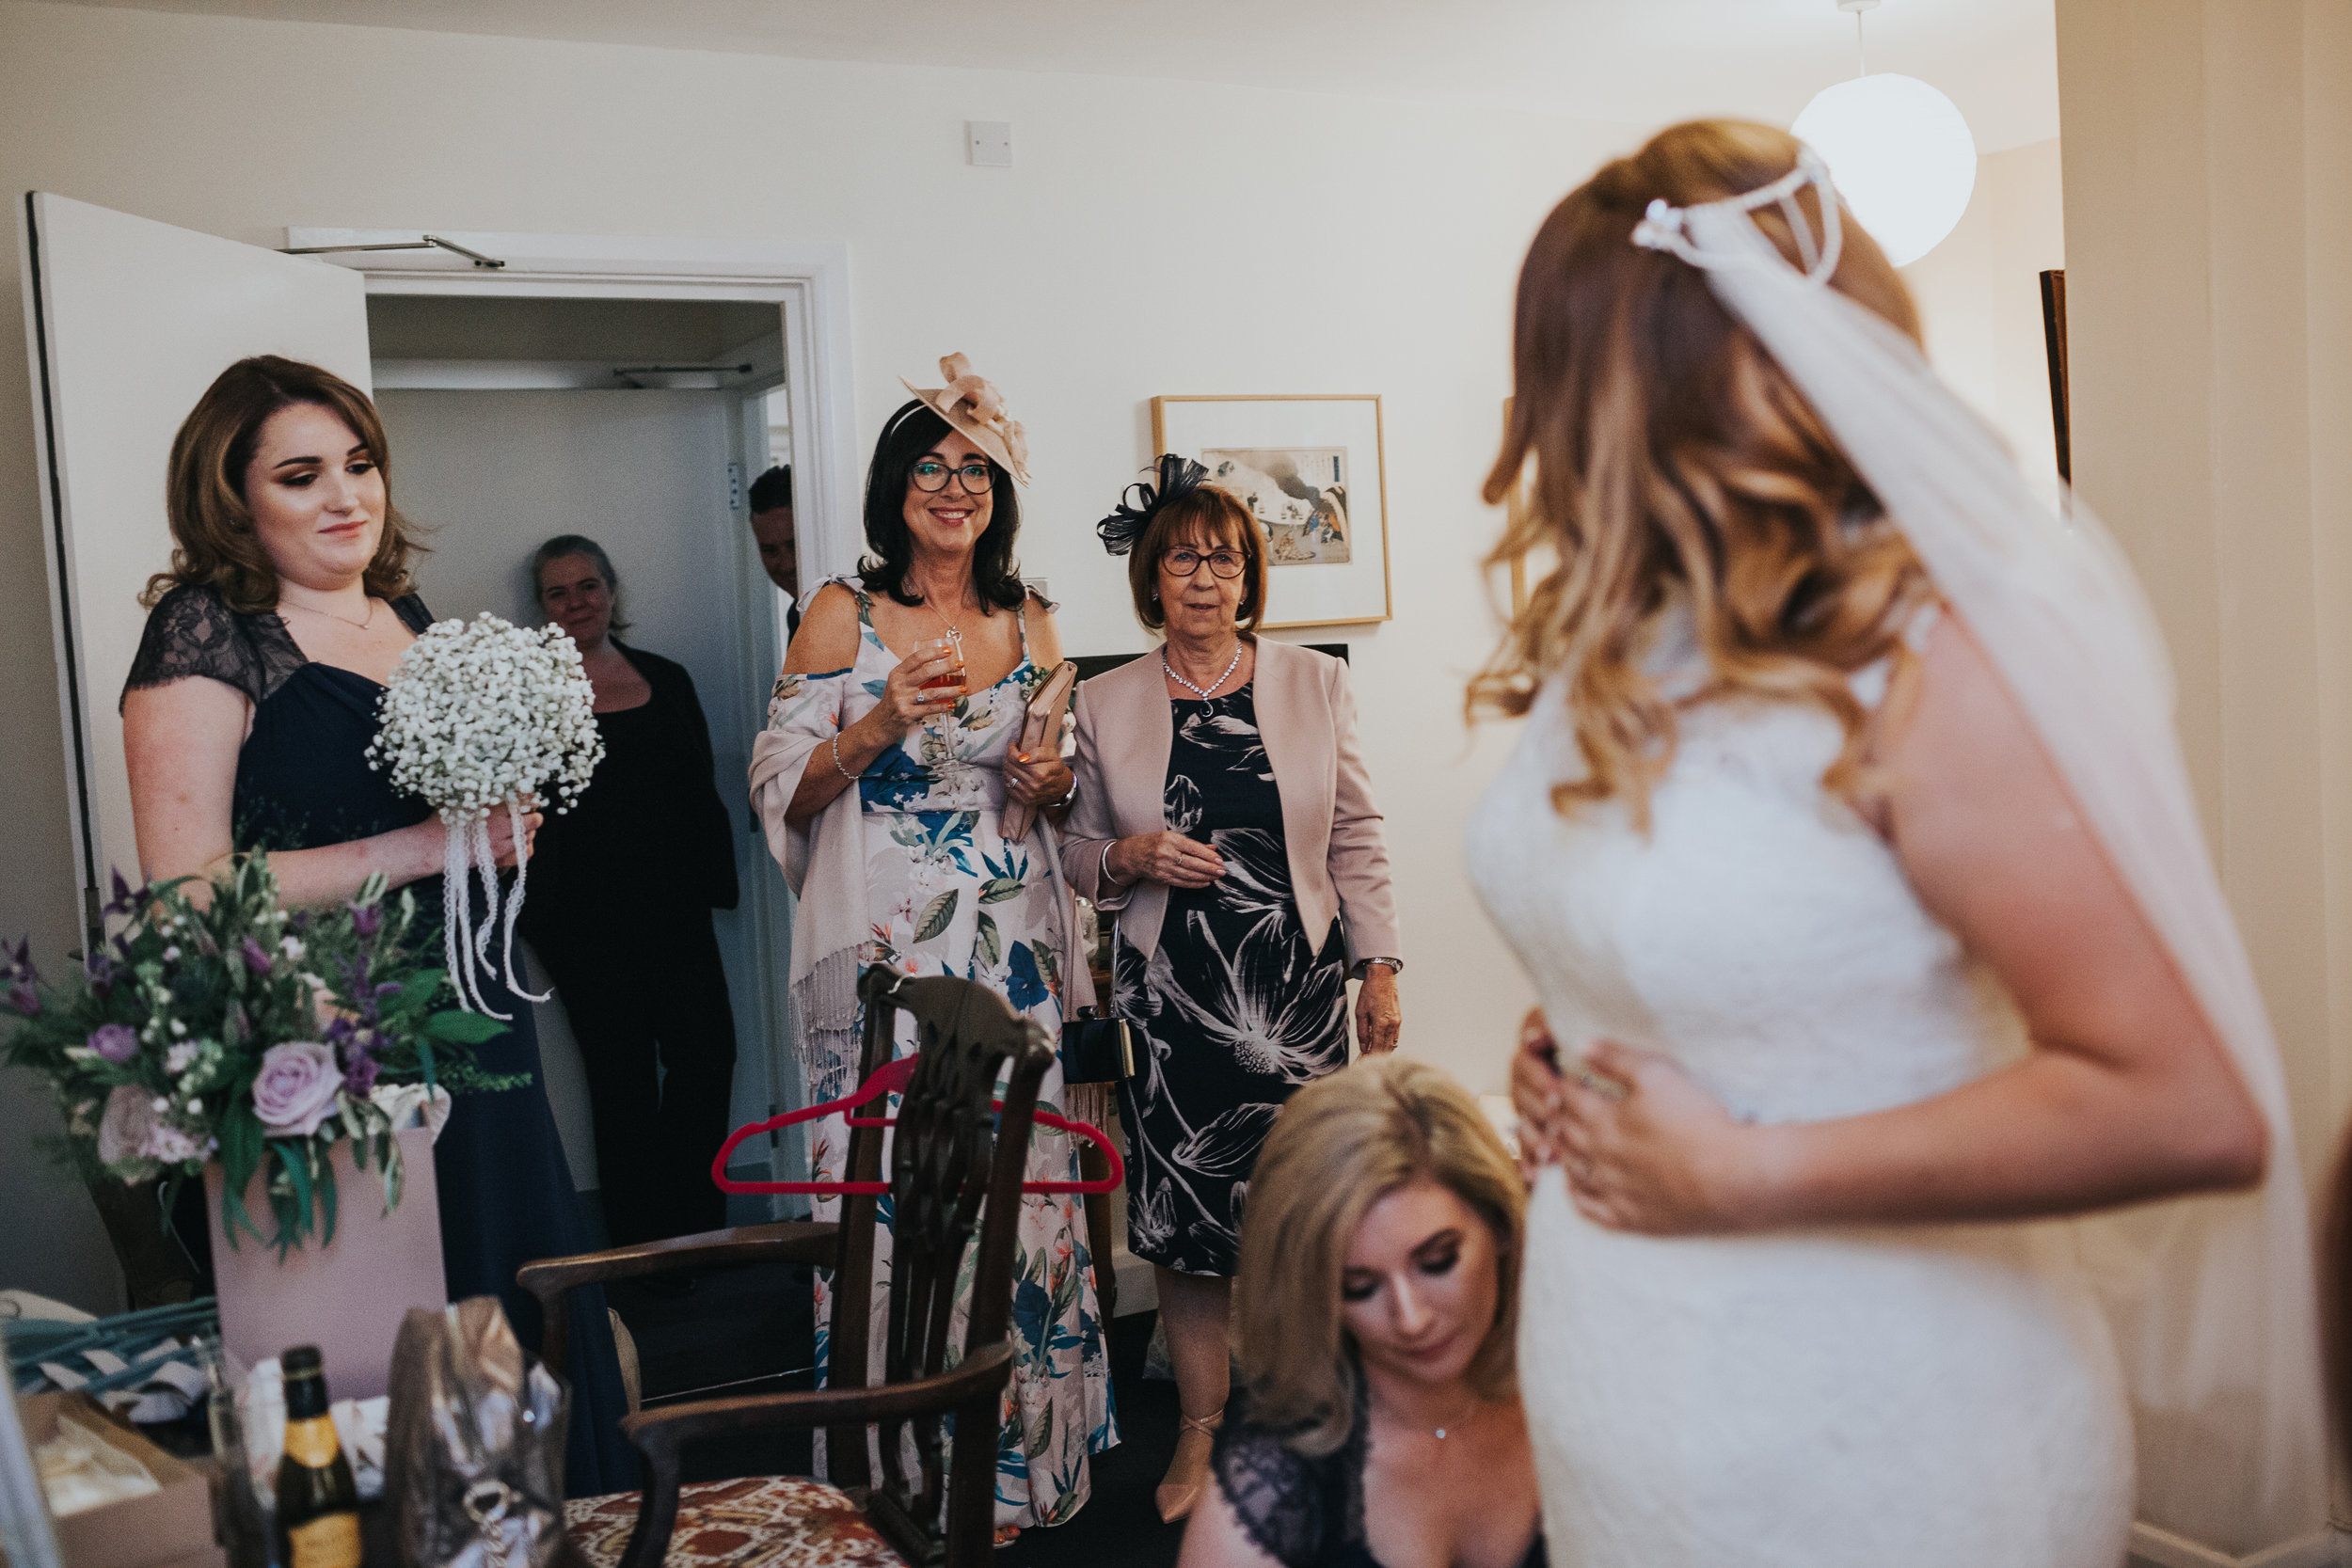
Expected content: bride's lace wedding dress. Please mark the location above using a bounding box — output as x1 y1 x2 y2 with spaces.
1465 629 2134 1567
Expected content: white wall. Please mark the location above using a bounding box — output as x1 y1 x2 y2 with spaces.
1903 138 2067 501
0 0 1623 1304
2057 0 2352 1203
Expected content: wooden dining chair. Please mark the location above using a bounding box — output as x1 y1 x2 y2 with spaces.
518 967 1056 1568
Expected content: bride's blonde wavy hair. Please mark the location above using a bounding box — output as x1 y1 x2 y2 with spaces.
1471 119 1933 826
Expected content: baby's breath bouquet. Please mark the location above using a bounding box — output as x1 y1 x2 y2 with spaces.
0 858 516 1257
366 613 603 1015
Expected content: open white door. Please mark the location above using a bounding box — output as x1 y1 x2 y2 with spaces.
20 193 371 938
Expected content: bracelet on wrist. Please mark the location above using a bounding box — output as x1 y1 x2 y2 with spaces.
830 732 858 783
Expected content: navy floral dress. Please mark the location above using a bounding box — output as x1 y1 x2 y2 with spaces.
1112 684 1350 1276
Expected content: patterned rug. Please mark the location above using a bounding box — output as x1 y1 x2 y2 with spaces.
565 1476 904 1568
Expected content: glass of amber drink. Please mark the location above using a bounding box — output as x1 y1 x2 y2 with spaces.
914 635 965 733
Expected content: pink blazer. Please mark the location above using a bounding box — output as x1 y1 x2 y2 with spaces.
1061 638 1401 971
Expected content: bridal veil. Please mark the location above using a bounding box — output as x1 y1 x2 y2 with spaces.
1632 160 2330 1557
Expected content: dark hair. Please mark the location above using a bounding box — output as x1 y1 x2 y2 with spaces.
143 356 425 613
748 465 792 515
857 400 1025 611
531 533 630 633
1129 485 1267 635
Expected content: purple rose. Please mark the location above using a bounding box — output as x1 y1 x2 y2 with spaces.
250 1041 343 1137
240 938 273 976
87 1023 138 1064
5 981 38 1017
349 901 381 939
95 1085 159 1166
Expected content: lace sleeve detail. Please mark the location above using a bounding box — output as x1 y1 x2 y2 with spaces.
121 584 276 709
1211 1414 1326 1568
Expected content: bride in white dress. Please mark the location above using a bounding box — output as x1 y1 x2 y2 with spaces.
1466 120 2328 1567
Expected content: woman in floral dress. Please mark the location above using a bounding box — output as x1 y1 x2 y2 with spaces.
748 361 1114 1530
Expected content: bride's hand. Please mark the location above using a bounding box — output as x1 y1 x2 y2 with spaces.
1556 1039 1757 1235
1510 1010 1567 1180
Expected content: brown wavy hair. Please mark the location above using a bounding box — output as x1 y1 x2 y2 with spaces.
1470 119 1932 826
1233 1055 1524 1458
142 356 424 613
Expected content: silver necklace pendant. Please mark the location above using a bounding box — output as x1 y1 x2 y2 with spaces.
1164 641 1242 700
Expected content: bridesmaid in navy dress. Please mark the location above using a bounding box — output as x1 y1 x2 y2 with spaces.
119 356 631 1493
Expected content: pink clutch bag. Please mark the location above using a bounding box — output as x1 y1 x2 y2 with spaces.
1000 660 1077 842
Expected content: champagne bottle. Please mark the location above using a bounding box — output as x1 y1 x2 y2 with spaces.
274 1347 360 1568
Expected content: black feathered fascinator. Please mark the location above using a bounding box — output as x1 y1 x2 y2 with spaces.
1096 453 1211 556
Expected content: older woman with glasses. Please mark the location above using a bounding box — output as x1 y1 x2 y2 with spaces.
1063 456 1403 1524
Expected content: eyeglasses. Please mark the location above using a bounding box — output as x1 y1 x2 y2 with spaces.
1162 547 1247 579
909 457 994 495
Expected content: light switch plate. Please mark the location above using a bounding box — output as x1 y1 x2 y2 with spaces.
968 120 1013 167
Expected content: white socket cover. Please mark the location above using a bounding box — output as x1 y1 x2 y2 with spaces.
968 120 1013 167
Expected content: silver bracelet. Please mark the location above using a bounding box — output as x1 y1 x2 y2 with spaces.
1358 957 1402 975
830 732 858 782
1098 839 1124 890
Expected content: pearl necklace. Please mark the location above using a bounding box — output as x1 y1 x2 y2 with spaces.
1163 641 1242 700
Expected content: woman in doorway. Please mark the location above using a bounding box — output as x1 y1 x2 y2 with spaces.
1181 1055 1542 1568
1061 459 1402 1522
749 356 1113 1531
517 534 739 1250
119 356 634 1495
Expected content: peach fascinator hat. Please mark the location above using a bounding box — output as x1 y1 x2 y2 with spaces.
899 353 1032 487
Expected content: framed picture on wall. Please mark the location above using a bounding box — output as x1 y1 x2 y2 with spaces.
1151 394 1391 627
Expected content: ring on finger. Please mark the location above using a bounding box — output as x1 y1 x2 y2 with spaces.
1571 1067 1625 1102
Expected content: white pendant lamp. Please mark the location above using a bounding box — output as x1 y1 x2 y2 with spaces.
1789 0 1976 267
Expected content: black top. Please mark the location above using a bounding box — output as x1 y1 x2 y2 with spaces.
518 641 739 937
125 583 438 852
1212 1386 1548 1568
119 580 639 1497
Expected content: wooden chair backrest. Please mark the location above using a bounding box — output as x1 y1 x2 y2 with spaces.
822 968 1052 1558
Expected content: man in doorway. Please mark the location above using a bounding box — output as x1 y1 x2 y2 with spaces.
749 465 800 639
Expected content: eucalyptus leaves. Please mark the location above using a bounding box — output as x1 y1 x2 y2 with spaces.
366 613 604 1015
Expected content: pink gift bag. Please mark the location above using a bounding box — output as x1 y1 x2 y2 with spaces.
203 1126 447 1398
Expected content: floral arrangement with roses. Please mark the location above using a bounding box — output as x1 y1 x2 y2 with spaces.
0 855 517 1258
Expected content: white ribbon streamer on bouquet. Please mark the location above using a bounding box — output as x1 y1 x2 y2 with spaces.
437 799 552 1022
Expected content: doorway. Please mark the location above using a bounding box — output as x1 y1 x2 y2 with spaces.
364 292 803 1226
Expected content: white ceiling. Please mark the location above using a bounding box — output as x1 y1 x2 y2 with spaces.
33 0 2061 152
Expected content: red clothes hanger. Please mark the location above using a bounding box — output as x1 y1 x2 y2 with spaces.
711 1053 1124 1196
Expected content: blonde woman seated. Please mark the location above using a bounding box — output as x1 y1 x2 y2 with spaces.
1181 1057 1544 1568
